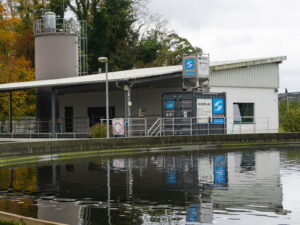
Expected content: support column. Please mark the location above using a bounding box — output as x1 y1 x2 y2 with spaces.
128 85 131 118
8 92 12 133
51 88 56 134
127 85 132 137
124 85 128 119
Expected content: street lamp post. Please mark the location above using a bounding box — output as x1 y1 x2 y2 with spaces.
98 57 109 138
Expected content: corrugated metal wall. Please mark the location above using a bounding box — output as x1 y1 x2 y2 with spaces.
210 63 279 88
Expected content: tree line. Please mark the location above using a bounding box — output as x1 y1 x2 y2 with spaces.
0 0 201 119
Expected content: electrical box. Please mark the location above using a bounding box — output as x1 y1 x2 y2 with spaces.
162 91 226 135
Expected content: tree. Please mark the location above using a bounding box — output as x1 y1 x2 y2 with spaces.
282 108 300 132
134 31 201 68
68 0 201 72
0 3 35 119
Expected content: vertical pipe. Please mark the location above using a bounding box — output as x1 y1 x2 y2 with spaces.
128 85 131 118
127 85 131 137
124 86 128 137
51 89 56 134
8 92 12 133
105 62 110 138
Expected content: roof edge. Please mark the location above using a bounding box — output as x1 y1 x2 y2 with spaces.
211 56 287 71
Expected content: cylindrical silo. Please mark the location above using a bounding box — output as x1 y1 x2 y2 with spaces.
34 12 79 131
35 15 78 80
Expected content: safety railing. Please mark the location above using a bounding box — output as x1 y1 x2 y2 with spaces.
0 116 271 138
34 18 83 35
147 116 270 137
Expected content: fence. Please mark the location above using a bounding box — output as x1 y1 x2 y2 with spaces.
0 116 271 138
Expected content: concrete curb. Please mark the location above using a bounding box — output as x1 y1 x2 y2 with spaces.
0 210 67 225
0 133 300 158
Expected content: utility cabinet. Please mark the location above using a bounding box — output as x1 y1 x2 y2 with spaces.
162 91 226 135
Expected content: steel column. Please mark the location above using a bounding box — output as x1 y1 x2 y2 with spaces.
127 85 131 118
127 85 132 137
8 92 12 133
105 62 110 138
51 89 56 134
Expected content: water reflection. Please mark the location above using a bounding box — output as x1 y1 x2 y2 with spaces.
0 150 293 225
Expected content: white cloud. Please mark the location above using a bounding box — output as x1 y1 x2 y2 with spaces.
148 0 300 92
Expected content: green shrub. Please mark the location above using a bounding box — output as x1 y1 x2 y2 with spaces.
90 123 112 138
282 108 300 132
0 220 25 225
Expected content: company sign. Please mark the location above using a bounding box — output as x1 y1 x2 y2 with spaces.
184 59 195 70
198 55 210 79
183 56 197 77
213 99 224 114
165 100 175 109
112 118 125 136
196 99 212 123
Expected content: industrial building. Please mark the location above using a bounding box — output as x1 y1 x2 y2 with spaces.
0 13 286 136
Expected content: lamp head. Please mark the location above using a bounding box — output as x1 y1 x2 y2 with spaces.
98 57 108 63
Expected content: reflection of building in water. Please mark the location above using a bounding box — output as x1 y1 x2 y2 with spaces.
33 150 283 225
209 151 282 211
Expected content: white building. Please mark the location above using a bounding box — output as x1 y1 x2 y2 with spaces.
0 56 286 135
0 13 286 136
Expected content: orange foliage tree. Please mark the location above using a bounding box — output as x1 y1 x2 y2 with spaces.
0 3 35 120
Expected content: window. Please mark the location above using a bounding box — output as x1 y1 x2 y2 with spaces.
88 107 115 127
233 103 254 123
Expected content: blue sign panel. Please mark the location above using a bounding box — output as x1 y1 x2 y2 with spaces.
184 59 195 70
213 155 227 185
213 118 225 124
166 171 177 184
184 72 195 76
165 100 175 109
213 99 224 114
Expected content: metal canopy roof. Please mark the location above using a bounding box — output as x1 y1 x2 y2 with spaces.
0 56 286 92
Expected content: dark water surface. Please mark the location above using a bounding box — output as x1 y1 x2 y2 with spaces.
0 148 299 225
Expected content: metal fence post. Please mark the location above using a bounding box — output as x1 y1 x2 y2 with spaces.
144 118 147 137
172 118 175 136
160 118 162 136
208 122 209 135
190 118 193 136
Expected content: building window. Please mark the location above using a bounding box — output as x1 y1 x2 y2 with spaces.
88 107 115 127
233 103 254 123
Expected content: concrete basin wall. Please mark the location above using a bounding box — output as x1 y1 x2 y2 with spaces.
0 133 300 157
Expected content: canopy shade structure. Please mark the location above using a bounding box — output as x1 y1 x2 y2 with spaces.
0 56 286 92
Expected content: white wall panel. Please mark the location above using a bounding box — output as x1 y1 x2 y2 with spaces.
210 63 279 89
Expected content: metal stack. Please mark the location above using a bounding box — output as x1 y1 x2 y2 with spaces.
182 54 210 91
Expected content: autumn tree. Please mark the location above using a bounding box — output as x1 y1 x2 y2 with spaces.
0 3 35 120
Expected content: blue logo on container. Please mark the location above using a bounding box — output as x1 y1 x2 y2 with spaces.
165 100 175 109
213 99 224 114
166 171 177 184
213 118 225 124
184 59 195 70
184 72 195 76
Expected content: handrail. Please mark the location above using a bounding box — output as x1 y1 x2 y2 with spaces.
0 116 272 138
148 118 161 136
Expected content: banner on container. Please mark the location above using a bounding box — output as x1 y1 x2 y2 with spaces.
197 99 212 123
112 118 125 136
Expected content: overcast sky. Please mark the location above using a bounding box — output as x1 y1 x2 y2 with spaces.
147 0 300 93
